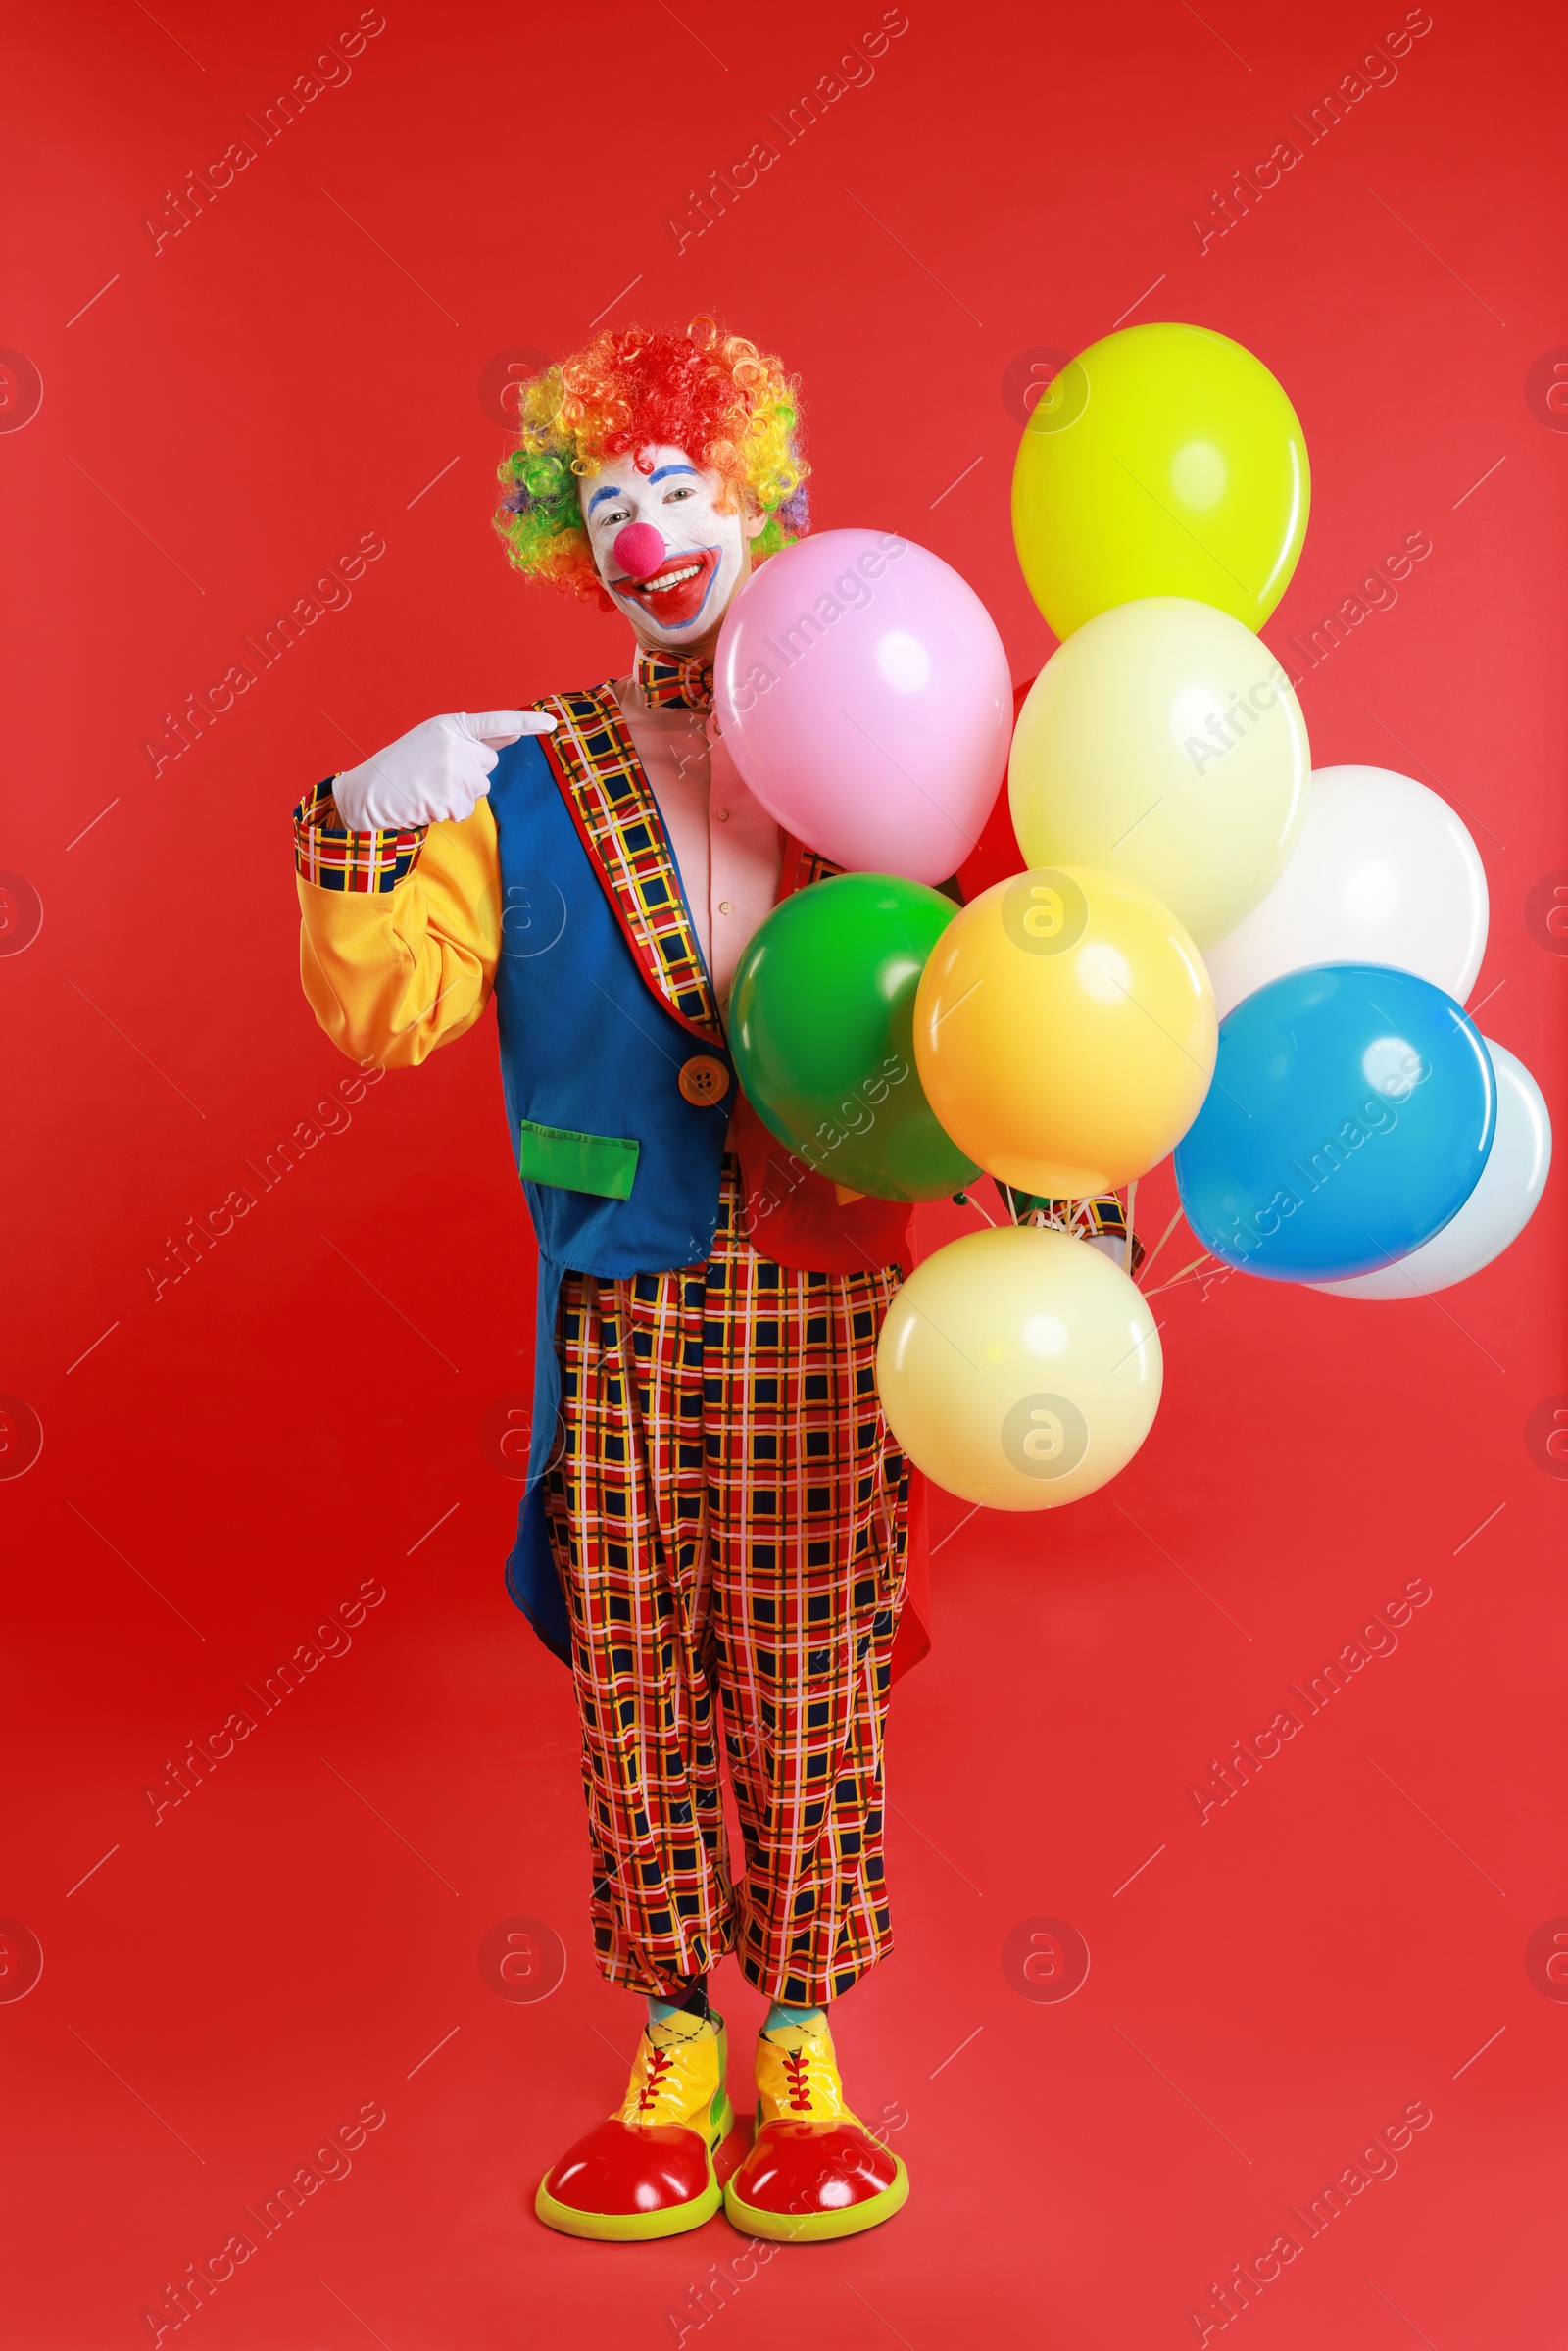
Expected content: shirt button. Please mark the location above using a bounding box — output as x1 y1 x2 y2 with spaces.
714 807 729 822
718 899 732 915
678 1054 730 1106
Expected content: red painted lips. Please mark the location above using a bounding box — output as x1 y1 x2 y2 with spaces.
610 545 720 631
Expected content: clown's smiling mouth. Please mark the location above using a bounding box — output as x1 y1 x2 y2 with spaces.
611 546 720 628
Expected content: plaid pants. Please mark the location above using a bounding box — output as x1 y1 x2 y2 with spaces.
542 1160 909 2005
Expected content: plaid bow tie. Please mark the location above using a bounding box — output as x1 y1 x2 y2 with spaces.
634 648 714 713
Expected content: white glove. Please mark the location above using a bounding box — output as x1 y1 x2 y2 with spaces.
331 710 557 831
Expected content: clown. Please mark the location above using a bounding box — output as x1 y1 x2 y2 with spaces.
295 318 1131 2243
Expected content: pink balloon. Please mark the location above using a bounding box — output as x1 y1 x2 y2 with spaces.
713 528 1012 884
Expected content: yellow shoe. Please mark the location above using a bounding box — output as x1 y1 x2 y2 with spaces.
535 2011 735 2242
723 2018 909 2243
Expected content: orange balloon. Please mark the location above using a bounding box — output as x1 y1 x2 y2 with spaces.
913 866 1216 1195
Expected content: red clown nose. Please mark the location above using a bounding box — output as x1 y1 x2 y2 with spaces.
612 522 666 581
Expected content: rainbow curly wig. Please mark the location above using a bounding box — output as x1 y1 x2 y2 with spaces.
495 316 809 608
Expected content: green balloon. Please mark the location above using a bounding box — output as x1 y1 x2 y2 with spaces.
728 874 981 1202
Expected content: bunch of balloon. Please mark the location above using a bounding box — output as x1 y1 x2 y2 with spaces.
711 327 1545 1519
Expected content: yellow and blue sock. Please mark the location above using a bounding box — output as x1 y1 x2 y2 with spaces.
647 1974 710 2032
762 1999 826 2045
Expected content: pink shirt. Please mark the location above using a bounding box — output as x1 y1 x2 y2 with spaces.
614 678 782 1010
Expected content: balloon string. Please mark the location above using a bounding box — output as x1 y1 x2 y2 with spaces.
1141 1251 1217 1300
1135 1207 1187 1289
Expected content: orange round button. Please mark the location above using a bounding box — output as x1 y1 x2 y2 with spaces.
678 1054 730 1106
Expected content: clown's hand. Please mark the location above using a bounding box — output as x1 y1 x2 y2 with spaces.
331 710 557 832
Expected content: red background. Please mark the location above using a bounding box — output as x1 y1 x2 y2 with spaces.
2 3 1565 2344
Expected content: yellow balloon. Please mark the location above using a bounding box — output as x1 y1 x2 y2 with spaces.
913 865 1215 1195
877 1225 1162 1509
1012 321 1310 637
1008 597 1309 948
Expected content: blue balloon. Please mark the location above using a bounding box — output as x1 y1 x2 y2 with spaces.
1175 964 1496 1281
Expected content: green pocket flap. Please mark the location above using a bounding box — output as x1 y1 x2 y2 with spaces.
517 1117 640 1200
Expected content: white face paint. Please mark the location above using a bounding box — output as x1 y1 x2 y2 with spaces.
578 442 767 652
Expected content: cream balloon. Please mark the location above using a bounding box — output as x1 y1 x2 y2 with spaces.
1008 596 1309 947
1311 1040 1550 1298
1204 765 1489 1019
876 1224 1162 1510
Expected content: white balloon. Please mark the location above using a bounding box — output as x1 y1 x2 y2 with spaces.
1312 1040 1550 1298
1203 765 1489 1019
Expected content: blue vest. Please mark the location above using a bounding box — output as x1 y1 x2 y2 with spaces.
486 728 735 1659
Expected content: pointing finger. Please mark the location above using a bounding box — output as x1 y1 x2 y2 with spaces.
460 710 559 748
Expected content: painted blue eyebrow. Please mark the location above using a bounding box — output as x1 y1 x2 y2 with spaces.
649 463 698 484
587 483 623 514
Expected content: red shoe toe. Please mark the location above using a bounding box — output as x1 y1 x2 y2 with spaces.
537 2120 724 2241
725 2120 908 2241
547 2118 711 2215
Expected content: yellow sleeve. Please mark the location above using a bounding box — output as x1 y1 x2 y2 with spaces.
295 792 502 1069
